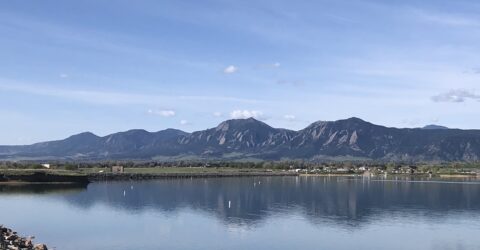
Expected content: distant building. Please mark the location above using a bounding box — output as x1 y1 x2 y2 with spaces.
336 168 349 173
111 166 124 173
358 166 368 171
41 164 51 169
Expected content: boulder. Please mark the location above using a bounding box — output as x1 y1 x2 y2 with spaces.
34 243 48 250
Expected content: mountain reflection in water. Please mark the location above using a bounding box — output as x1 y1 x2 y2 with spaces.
2 176 480 250
54 176 480 227
0 183 87 195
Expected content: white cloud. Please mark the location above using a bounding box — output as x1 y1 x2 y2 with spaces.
180 120 190 125
148 109 176 117
230 110 265 120
257 62 281 69
284 114 296 121
431 89 480 103
59 73 69 78
213 112 223 117
223 65 238 74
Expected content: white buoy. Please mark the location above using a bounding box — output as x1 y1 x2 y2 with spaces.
131 185 133 190
228 201 231 208
123 190 126 196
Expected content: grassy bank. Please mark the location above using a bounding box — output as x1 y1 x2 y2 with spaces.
0 169 89 183
0 167 291 183
1 164 479 183
1 167 479 177
79 167 280 174
0 169 86 176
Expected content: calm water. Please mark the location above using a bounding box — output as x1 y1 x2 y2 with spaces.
1 176 480 250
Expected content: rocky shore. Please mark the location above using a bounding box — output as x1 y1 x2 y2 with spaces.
0 226 48 250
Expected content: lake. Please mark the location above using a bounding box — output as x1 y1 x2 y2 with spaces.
1 176 480 250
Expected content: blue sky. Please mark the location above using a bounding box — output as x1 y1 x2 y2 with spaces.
1 0 480 144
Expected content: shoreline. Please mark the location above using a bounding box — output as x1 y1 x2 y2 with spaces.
300 173 479 178
1 169 478 184
0 170 299 183
0 181 85 185
87 171 299 181
0 171 89 184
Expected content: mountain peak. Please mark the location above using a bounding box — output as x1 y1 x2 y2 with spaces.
123 129 149 134
68 132 99 139
338 117 368 124
422 124 449 130
158 128 188 134
230 117 261 123
155 128 189 138
56 132 100 146
307 117 370 130
216 118 272 132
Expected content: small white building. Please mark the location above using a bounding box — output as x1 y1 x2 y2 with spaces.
41 164 51 169
111 166 124 173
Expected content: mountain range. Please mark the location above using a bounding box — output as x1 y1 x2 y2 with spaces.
1 117 479 162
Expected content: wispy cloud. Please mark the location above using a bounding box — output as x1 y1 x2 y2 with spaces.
0 80 263 105
431 89 480 103
147 109 176 117
255 62 281 69
0 12 223 73
230 110 265 120
276 80 304 86
59 73 69 78
213 112 223 117
414 9 480 27
223 65 238 74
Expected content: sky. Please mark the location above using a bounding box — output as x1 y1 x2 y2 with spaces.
1 0 480 145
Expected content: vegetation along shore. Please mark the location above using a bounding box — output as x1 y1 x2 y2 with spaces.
1 161 479 183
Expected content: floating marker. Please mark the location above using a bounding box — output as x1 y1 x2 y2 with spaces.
228 201 231 208
131 185 133 190
123 190 126 196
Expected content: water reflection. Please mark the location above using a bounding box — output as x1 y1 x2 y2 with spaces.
48 176 480 227
0 183 87 195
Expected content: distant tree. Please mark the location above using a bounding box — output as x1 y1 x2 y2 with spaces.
64 164 78 171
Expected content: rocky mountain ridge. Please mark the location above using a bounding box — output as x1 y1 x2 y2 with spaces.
1 117 479 162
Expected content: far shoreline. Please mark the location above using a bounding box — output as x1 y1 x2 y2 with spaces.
1 168 478 184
